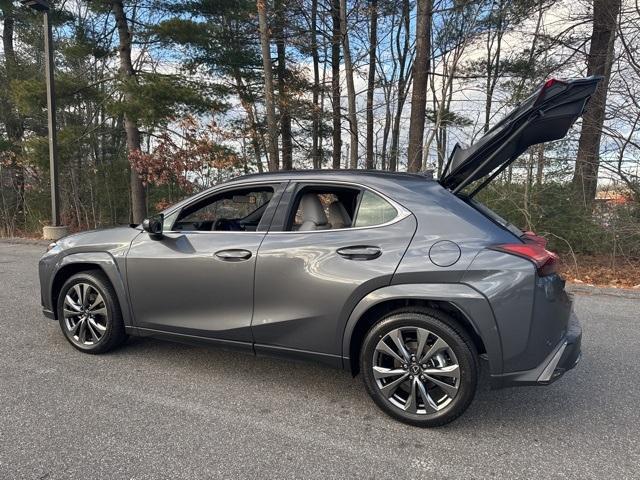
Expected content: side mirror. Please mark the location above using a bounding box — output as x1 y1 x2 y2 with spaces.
142 213 164 239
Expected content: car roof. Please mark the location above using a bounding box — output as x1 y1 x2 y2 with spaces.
225 169 434 184
162 169 438 217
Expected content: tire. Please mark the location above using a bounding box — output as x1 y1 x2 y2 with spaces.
57 270 127 354
360 308 478 427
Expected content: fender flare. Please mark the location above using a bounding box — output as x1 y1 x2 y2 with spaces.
51 252 134 327
341 283 503 375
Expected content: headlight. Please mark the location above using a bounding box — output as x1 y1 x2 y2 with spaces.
46 242 60 253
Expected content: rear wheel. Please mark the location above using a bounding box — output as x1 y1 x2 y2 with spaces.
360 309 478 427
57 271 127 354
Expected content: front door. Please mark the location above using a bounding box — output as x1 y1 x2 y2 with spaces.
126 183 283 343
252 182 417 363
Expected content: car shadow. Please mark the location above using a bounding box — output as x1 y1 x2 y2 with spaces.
119 335 599 430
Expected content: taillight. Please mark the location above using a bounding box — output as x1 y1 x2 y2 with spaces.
491 242 559 276
534 78 567 106
521 231 547 248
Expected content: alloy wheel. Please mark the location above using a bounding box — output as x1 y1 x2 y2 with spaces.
63 283 108 346
372 327 460 414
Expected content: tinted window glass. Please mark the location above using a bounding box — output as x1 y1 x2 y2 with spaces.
174 187 273 232
287 187 359 231
353 191 397 227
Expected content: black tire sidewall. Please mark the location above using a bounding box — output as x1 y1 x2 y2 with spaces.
57 272 123 354
360 309 478 427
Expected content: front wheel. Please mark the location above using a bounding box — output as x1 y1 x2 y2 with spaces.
360 309 478 427
57 271 127 354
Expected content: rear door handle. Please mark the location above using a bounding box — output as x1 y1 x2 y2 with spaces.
215 249 252 261
336 246 382 260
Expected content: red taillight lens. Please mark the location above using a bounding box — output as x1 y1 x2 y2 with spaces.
491 242 559 276
521 231 548 248
534 78 567 106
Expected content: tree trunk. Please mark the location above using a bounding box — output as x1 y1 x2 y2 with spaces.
483 0 505 133
112 0 146 223
340 0 358 169
233 71 264 173
389 0 411 171
257 0 280 171
407 0 432 172
1 3 26 229
310 0 321 168
274 0 293 170
572 0 621 206
536 144 545 186
331 0 342 169
365 0 378 169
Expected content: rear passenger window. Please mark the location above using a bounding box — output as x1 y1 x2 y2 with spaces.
287 187 359 231
353 191 398 227
284 185 399 231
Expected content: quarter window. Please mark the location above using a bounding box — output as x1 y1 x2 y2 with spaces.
353 191 398 227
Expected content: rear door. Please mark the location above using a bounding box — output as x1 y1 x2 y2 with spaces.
251 181 417 365
440 76 602 194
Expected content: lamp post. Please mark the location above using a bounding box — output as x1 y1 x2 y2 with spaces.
20 0 67 240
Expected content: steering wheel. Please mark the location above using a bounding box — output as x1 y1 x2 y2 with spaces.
213 218 242 231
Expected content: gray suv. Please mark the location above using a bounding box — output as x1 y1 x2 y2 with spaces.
39 77 598 426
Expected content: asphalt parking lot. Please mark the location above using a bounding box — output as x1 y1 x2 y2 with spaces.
0 241 639 479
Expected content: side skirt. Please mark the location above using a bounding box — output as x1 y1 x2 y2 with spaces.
125 326 254 354
125 326 344 369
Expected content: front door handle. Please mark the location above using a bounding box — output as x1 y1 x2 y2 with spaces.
215 249 252 261
336 246 382 260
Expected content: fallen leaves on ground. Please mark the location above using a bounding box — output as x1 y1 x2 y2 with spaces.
559 254 640 289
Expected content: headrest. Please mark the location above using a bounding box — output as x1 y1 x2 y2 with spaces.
300 193 328 225
327 201 351 229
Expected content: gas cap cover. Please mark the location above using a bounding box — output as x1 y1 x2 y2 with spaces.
429 240 461 267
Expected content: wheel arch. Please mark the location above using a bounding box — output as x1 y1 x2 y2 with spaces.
341 284 502 377
50 253 133 327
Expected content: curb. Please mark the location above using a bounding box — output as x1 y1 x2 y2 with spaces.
567 284 640 300
0 237 50 246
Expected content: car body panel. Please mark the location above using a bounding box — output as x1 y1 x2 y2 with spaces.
341 283 502 375
39 226 140 325
125 230 265 341
252 206 417 356
390 180 519 285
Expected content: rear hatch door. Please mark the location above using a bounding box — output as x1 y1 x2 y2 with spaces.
440 76 602 194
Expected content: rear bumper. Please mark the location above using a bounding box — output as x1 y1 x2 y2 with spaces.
491 312 582 388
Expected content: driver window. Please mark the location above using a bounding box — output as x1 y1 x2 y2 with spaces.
173 187 274 232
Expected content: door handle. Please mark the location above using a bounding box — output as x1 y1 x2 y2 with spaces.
215 249 252 261
336 246 382 260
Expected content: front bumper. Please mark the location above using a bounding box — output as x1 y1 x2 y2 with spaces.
491 312 582 388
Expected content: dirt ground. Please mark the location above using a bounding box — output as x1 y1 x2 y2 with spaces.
560 254 640 289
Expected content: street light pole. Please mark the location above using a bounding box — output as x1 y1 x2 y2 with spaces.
43 8 60 227
20 0 66 239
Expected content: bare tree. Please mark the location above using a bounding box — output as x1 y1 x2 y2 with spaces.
365 0 378 169
407 0 432 172
274 0 293 170
572 0 622 206
340 0 358 168
257 0 280 171
112 0 146 223
310 0 321 168
389 0 413 171
331 0 342 169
